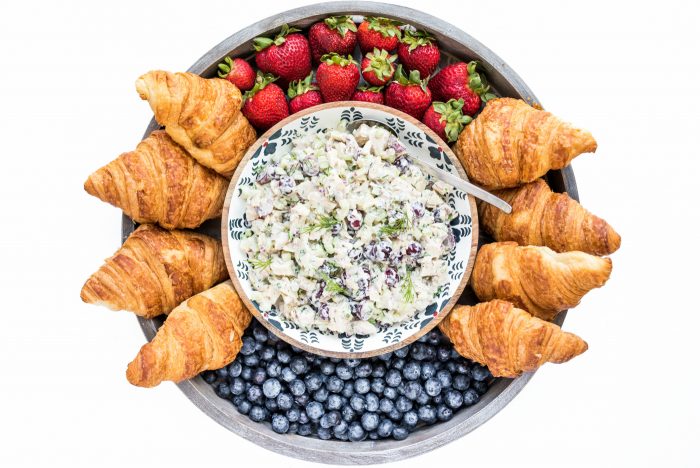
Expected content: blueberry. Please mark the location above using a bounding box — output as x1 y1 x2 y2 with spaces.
342 405 356 422
403 381 423 400
377 352 392 362
202 370 217 384
240 337 255 355
377 418 394 438
286 407 300 422
350 394 366 412
288 422 299 434
289 379 306 397
336 364 353 380
354 378 370 394
295 393 310 406
366 393 380 412
370 378 385 394
424 378 442 397
371 363 387 378
327 393 343 410
425 330 441 346
281 367 295 383
348 422 366 441
432 394 444 405
436 405 453 422
276 392 293 410
361 412 380 431
388 407 402 422
421 362 436 380
241 367 253 381
396 395 413 412
262 378 282 399
453 374 471 391
402 410 419 428
290 357 308 375
383 386 398 400
386 369 402 387
248 405 268 422
455 360 471 375
277 348 292 364
392 426 409 440
252 367 267 385
368 431 379 440
313 387 329 403
320 361 336 376
379 398 395 414
304 373 323 392
393 347 409 359
270 414 289 434
246 385 262 403
415 391 430 405
342 382 355 398
473 380 489 395
402 361 421 380
216 367 228 378
345 358 361 368
319 412 335 429
230 378 246 395
227 361 242 378
326 375 344 393
236 399 252 415
306 401 324 421
265 360 281 378
410 343 429 361
444 389 464 409
254 341 263 351
446 361 457 372
265 398 279 412
391 358 405 370
418 405 437 424
471 364 491 382
355 361 373 378
333 420 349 438
252 326 268 342
317 427 332 440
299 411 310 424
259 346 275 362
436 369 452 388
436 346 451 362
297 424 313 436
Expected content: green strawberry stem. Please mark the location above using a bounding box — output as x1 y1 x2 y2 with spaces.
253 23 302 51
367 16 402 38
244 72 279 101
320 53 357 67
217 56 234 78
393 64 428 92
432 98 472 142
363 48 397 80
324 16 357 36
288 73 318 98
467 61 497 103
357 85 384 92
401 29 435 52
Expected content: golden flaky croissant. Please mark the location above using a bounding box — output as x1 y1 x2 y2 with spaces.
126 281 252 387
80 224 228 318
136 70 256 177
479 179 621 255
84 131 228 229
472 242 612 321
439 300 588 377
453 98 597 189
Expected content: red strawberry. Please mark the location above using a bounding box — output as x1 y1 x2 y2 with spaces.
357 17 401 53
242 72 290 131
316 53 360 102
253 24 312 88
385 65 432 119
428 61 496 116
217 56 256 91
361 48 397 86
352 86 385 104
397 30 440 79
308 16 357 63
288 73 324 113
422 99 472 143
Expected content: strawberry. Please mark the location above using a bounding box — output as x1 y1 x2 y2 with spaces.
357 17 401 53
422 99 472 143
308 16 357 63
242 72 289 131
385 65 432 119
253 24 312 88
361 48 397 86
316 53 360 102
352 86 385 104
288 73 324 113
217 56 256 91
428 61 496 116
397 29 440 79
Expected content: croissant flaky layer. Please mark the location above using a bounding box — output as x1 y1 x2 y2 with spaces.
472 242 612 321
439 300 588 378
478 179 621 256
453 98 597 189
126 281 252 387
80 225 228 318
136 71 257 177
84 131 228 229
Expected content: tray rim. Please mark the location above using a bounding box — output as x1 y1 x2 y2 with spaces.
124 1 579 464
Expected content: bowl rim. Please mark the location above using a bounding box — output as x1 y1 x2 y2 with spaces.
126 1 580 463
221 101 479 359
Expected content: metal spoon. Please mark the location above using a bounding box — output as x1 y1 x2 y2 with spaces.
346 119 512 213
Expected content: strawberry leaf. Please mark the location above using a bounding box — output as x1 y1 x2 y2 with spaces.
363 48 397 80
466 60 496 102
244 72 279 101
320 53 357 67
401 29 435 52
367 16 402 38
253 24 300 51
324 16 357 36
217 56 233 78
432 98 471 142
288 73 318 98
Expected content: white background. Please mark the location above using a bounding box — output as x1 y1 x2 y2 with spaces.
1 0 698 466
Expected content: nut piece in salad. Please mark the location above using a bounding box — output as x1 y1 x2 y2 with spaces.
240 123 457 335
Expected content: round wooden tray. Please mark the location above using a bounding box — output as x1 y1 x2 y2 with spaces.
123 1 578 464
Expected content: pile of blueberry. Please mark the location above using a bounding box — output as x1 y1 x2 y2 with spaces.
202 322 492 441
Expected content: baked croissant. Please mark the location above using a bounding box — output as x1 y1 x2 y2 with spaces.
126 281 252 387
80 224 228 318
453 98 597 189
479 179 621 255
439 300 588 378
84 131 228 229
472 242 612 321
136 70 257 177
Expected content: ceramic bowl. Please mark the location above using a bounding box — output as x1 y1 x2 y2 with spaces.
222 102 478 358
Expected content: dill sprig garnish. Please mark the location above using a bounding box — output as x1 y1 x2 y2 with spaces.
319 272 349 295
380 211 409 236
249 256 272 270
401 270 415 303
301 214 339 234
